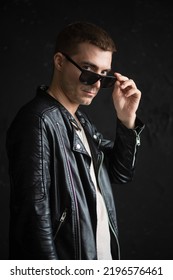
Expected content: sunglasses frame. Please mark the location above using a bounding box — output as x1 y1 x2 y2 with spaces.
61 52 116 88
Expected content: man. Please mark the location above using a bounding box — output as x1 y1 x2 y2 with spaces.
6 21 144 260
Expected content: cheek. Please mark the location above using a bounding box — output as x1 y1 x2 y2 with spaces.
64 68 80 87
61 72 81 95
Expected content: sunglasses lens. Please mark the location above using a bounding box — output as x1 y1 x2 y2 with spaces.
79 70 99 85
101 76 116 88
79 69 116 88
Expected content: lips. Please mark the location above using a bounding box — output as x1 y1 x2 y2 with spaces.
83 88 97 95
84 91 96 98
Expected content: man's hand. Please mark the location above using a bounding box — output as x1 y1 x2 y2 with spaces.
112 72 141 129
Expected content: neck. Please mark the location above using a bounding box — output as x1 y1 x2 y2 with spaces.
47 88 79 117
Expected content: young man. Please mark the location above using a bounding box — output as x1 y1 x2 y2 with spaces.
6 21 144 260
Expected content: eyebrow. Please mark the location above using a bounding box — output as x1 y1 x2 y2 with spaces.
81 60 112 73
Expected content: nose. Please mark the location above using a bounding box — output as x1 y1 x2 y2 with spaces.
92 78 102 89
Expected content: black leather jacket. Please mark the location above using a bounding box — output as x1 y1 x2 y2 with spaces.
6 85 144 260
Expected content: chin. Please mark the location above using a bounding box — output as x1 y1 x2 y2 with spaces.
80 97 94 106
81 100 92 106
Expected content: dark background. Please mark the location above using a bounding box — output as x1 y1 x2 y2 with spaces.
0 0 173 260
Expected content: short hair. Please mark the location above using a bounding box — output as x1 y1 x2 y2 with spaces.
54 21 116 55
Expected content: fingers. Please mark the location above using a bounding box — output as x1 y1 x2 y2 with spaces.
115 72 129 82
115 72 141 98
115 73 135 86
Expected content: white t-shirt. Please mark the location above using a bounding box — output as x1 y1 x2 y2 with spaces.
76 126 112 260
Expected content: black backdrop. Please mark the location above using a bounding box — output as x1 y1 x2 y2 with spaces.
1 0 173 260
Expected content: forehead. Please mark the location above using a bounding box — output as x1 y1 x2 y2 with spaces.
74 42 113 68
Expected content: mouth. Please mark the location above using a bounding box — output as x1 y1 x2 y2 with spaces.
83 89 97 97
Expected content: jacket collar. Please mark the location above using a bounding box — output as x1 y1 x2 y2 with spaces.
37 85 90 156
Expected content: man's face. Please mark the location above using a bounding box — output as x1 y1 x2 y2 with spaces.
59 43 113 107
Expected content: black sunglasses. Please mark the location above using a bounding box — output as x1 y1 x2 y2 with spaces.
62 52 116 88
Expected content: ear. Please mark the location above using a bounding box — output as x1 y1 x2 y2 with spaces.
54 52 64 70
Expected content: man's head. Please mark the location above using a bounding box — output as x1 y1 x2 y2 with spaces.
50 22 117 110
54 21 116 56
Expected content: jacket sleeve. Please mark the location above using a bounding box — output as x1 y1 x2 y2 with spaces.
95 117 145 184
109 117 145 183
6 109 58 260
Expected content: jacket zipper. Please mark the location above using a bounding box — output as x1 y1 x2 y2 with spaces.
132 129 142 167
108 215 121 260
56 122 81 259
97 151 121 259
54 209 67 240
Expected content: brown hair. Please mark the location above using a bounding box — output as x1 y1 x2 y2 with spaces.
54 21 116 55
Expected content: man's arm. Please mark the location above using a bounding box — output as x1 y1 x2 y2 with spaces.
6 111 58 259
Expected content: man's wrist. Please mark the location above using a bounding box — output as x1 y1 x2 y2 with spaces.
117 115 136 129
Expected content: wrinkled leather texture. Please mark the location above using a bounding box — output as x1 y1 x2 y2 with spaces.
6 85 144 260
